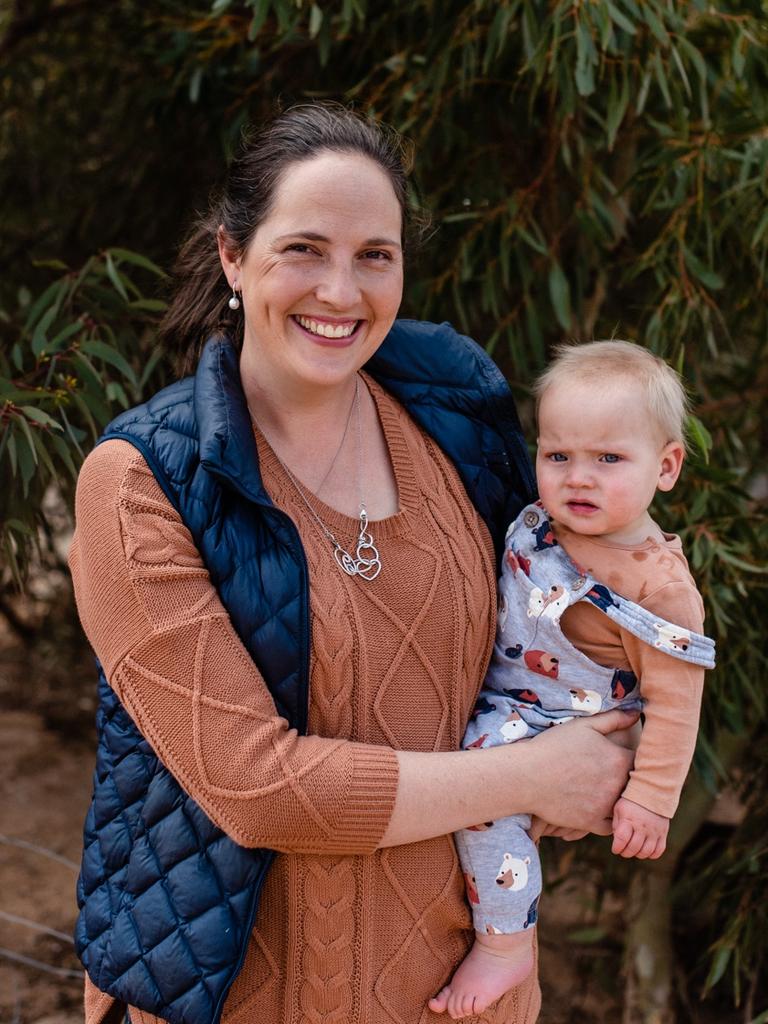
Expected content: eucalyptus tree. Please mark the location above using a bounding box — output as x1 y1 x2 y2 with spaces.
1 2 766 1019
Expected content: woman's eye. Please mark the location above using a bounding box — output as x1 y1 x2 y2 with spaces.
362 249 392 261
548 453 567 462
285 243 315 254
600 453 622 463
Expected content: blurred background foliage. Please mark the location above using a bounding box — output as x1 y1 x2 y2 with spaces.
0 1 766 1021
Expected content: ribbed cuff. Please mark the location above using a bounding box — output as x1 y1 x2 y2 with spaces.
622 778 677 820
321 743 400 855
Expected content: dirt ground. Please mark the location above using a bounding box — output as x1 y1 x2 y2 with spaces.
0 616 745 1024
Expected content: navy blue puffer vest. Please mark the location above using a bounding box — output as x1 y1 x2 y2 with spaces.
75 319 535 1024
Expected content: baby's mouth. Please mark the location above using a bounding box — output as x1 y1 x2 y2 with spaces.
567 500 599 512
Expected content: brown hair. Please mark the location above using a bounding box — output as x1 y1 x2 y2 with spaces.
160 102 423 374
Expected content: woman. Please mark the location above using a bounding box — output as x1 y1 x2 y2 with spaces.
70 104 636 1024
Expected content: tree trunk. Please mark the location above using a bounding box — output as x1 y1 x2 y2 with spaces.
621 731 749 1024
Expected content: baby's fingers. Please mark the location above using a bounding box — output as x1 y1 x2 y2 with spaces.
611 819 635 856
634 835 661 860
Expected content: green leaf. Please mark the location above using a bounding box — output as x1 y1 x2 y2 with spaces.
48 319 84 353
31 305 58 358
751 207 768 249
18 406 63 430
567 926 607 944
50 432 79 480
138 346 165 390
249 0 271 39
5 518 33 535
548 261 572 331
188 67 204 105
574 19 596 97
128 298 167 313
732 32 746 78
80 339 139 387
309 3 322 38
6 430 18 476
684 247 724 291
106 381 130 408
643 5 670 46
606 71 630 151
686 414 712 462
24 279 65 335
676 36 706 84
108 248 167 277
705 946 732 989
606 2 636 36
105 251 130 301
651 50 672 107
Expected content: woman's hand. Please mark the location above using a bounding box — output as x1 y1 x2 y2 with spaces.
517 709 639 836
528 817 587 843
380 708 638 848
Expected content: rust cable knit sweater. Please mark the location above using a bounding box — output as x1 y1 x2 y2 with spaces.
70 380 542 1024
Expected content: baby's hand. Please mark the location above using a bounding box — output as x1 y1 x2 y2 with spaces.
611 797 669 860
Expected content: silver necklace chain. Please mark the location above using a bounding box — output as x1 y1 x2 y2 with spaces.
251 376 382 582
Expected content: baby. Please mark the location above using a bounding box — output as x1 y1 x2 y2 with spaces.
430 341 715 1019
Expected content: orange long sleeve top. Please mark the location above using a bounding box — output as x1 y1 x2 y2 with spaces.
556 522 707 819
69 380 541 1024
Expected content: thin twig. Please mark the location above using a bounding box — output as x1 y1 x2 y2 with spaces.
0 946 83 980
0 910 74 944
0 833 78 871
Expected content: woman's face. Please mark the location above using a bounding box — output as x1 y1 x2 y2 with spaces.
221 151 404 397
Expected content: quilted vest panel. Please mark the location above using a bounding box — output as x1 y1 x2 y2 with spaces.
75 321 535 1024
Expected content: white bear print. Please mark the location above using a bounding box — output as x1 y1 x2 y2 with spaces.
496 853 530 891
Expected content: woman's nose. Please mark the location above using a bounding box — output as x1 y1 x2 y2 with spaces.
315 262 361 308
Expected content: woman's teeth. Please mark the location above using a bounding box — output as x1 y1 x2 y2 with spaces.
295 315 357 339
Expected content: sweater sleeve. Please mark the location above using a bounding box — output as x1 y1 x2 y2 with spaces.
69 439 399 856
620 580 706 819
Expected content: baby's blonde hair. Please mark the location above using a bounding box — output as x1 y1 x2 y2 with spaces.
534 340 689 449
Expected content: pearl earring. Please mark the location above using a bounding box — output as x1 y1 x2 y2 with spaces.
228 285 241 310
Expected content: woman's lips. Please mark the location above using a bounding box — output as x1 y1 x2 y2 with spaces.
292 314 362 346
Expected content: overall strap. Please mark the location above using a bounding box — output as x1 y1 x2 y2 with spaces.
511 503 716 670
579 579 716 669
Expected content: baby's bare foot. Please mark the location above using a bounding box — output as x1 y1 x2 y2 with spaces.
428 929 534 1019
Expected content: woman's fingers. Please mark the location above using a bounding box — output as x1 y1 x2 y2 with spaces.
588 708 641 735
524 716 635 834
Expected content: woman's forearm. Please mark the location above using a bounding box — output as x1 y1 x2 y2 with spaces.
379 709 638 848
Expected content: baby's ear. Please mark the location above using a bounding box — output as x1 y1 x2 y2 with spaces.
657 441 685 492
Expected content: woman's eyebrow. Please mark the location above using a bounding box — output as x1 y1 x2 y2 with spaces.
274 231 401 248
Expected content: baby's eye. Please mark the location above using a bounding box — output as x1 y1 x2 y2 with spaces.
600 453 622 463
548 453 567 462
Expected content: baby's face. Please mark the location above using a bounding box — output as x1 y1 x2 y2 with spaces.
536 379 683 545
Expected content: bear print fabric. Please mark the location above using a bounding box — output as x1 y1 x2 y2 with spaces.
455 502 715 936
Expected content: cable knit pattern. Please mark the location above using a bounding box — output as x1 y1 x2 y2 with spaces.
72 378 541 1024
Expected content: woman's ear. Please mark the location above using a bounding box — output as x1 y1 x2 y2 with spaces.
657 441 685 492
217 226 240 286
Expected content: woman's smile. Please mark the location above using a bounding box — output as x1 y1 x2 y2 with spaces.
292 313 362 343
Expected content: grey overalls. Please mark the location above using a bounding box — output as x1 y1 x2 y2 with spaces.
455 503 716 936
